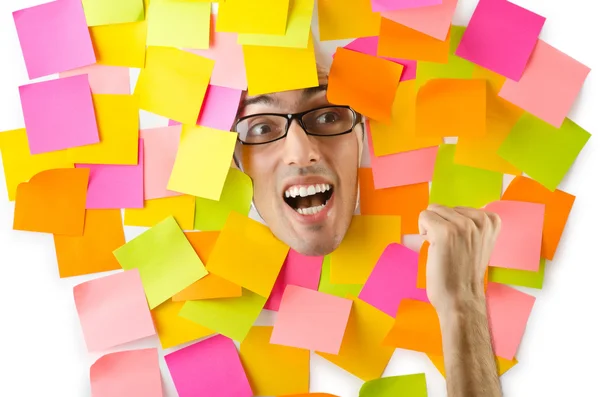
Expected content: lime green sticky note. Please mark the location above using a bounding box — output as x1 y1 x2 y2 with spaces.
489 259 546 289
430 144 503 208
113 216 208 309
147 1 211 49
83 0 144 27
359 373 428 397
194 168 253 231
318 256 363 299
497 114 591 192
179 289 267 342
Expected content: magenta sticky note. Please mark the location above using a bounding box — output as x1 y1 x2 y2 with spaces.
141 126 183 200
486 282 536 360
197 85 244 130
343 37 417 81
91 349 163 397
73 269 156 352
60 65 131 95
455 0 546 81
13 0 96 79
372 0 442 12
382 0 458 41
499 40 591 128
265 250 323 311
165 335 253 397
359 243 429 317
19 75 100 155
485 200 545 271
76 139 144 209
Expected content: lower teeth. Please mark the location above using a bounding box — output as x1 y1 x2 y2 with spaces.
296 201 328 215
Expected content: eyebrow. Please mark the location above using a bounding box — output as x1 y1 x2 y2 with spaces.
240 84 329 109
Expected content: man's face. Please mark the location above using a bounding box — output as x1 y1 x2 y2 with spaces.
235 85 363 256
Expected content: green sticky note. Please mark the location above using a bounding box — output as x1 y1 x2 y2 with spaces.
318 256 363 298
194 168 253 231
147 1 211 49
82 0 145 27
113 216 208 309
359 374 428 397
497 114 591 191
179 289 266 342
489 259 546 289
430 144 503 208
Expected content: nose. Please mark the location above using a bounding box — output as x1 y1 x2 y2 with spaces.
282 119 321 167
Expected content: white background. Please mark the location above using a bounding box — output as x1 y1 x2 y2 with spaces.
0 0 599 396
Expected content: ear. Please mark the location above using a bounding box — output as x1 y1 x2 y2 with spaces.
356 121 365 167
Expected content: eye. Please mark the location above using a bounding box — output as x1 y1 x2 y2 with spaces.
248 123 273 136
315 112 341 124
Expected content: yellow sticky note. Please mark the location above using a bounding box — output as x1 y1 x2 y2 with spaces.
90 21 147 68
330 215 402 284
240 326 310 396
134 46 214 124
217 0 290 35
68 95 139 165
317 0 381 41
243 35 319 95
167 126 237 201
83 0 144 27
151 300 214 349
147 1 210 49
427 354 518 377
0 129 73 201
317 297 395 381
124 195 196 229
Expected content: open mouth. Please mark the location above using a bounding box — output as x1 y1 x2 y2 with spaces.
283 184 334 215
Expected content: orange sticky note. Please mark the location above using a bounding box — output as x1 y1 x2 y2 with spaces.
416 241 428 289
124 195 195 229
13 168 88 235
427 354 518 377
53 209 125 278
151 300 214 349
328 48 403 123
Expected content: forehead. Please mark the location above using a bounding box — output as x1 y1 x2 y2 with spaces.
238 85 329 117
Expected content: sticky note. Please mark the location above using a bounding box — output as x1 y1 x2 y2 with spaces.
343 37 417 81
90 349 162 397
60 65 130 95
282 394 340 397
359 374 428 397
499 40 591 128
179 289 267 341
207 212 289 297
318 256 363 299
243 35 319 96
428 353 518 378
151 300 213 350
430 144 503 208
317 297 395 381
217 0 289 35
416 241 428 289
13 0 96 79
317 0 381 41
19 75 99 154
147 1 210 49
265 250 323 311
140 126 182 200
372 0 442 12
382 0 457 40
497 114 591 191
54 209 125 278
240 326 310 395
165 335 253 397
489 259 546 290
196 85 243 130
90 21 147 68
74 269 155 351
502 176 575 260
14 168 88 236
271 286 353 354
167 126 237 200
113 216 208 309
328 48 403 123
486 283 536 360
330 215 402 284
134 46 214 124
456 0 545 81
83 0 144 27
124 195 195 230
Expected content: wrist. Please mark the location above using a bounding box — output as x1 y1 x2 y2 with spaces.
435 290 487 326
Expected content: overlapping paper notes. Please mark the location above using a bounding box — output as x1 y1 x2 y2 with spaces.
1 0 592 395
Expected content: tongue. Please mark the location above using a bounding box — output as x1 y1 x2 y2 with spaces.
296 195 325 209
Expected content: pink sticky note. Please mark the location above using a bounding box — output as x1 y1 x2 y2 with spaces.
455 0 546 81
73 269 156 352
198 85 244 130
165 335 252 397
486 282 536 360
76 139 144 209
19 75 100 155
485 201 545 271
499 40 590 128
271 285 353 354
91 349 163 397
141 126 183 200
382 0 458 41
60 65 130 95
265 250 323 311
13 0 96 79
359 243 429 317
343 37 417 81
372 0 442 12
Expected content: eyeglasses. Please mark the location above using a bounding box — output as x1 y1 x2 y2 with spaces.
234 105 361 145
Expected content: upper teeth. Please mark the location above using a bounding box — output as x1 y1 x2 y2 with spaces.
285 184 331 198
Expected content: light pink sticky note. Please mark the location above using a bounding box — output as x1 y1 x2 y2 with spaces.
19 75 100 155
141 126 183 200
60 65 130 95
486 282 536 360
372 0 442 12
485 201 545 271
76 139 144 209
499 40 591 128
271 285 353 354
73 269 156 352
382 0 458 41
455 0 546 81
165 335 252 397
359 243 429 317
343 37 417 81
198 85 243 130
265 250 323 311
13 0 96 79
91 349 163 397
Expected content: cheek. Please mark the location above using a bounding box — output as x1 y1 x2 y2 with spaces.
241 146 278 200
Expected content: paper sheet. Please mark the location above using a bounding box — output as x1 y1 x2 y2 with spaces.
90 21 147 68
317 0 381 41
359 374 428 397
60 64 130 95
151 300 214 350
428 353 518 378
147 1 210 49
489 259 546 290
372 0 442 12
318 256 363 299
124 195 196 229
382 0 458 40
196 85 243 130
217 0 289 35
140 126 182 200
83 0 144 27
